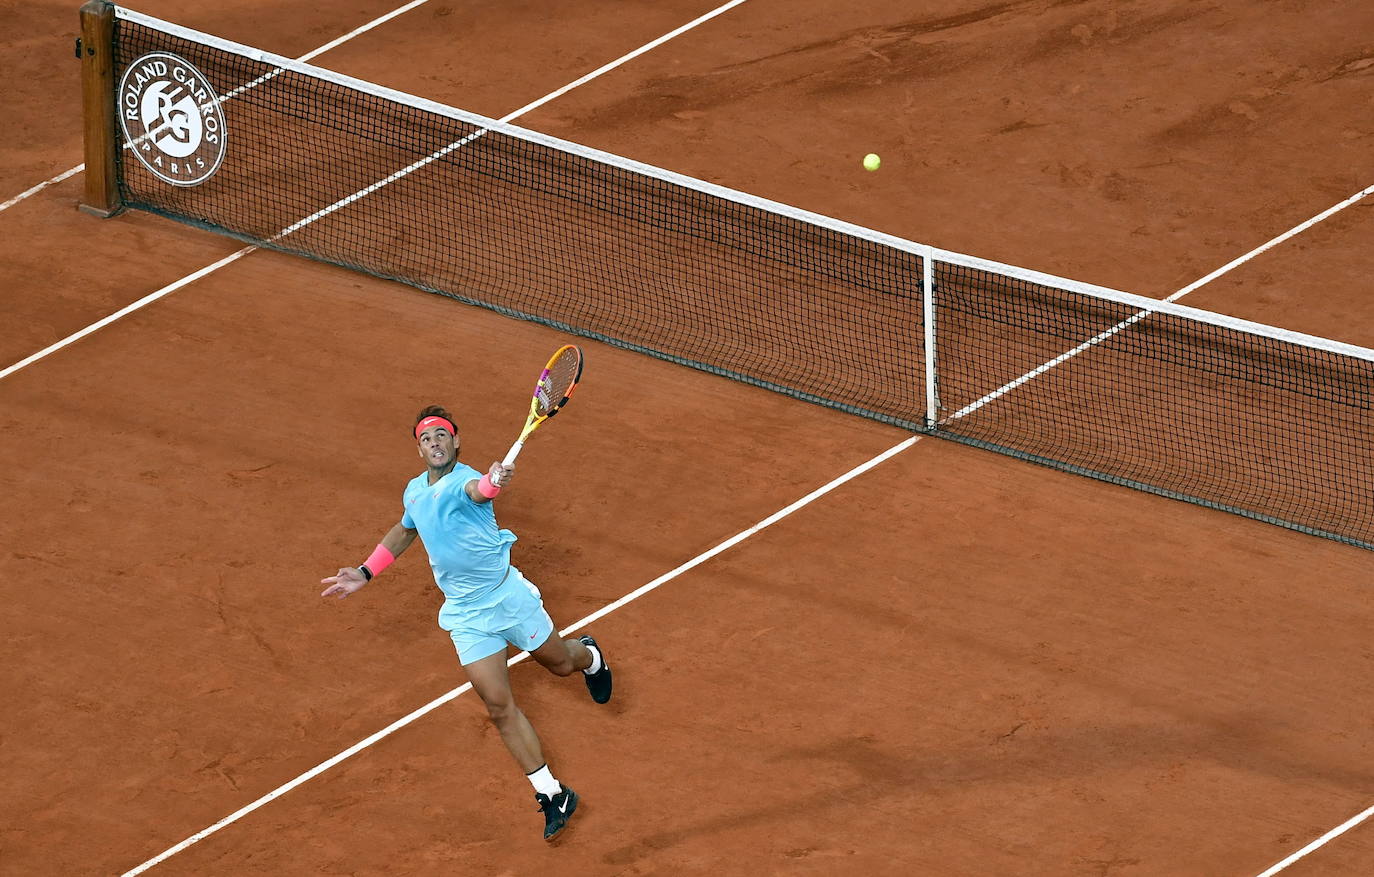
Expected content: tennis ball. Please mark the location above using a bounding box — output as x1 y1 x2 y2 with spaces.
863 153 881 172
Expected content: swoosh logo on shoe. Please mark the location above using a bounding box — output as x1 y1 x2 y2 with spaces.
558 797 570 814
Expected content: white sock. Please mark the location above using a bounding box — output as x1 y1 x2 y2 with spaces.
582 643 603 675
526 764 562 798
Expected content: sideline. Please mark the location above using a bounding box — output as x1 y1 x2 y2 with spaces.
0 0 439 215
0 0 751 383
122 435 919 875
1255 802 1374 875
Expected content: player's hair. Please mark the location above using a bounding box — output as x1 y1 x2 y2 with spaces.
413 405 457 434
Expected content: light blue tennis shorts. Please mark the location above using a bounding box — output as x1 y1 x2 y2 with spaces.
441 567 555 666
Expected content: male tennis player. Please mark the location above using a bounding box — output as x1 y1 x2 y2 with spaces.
321 406 612 841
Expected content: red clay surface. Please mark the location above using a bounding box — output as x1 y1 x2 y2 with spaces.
2 2 1372 875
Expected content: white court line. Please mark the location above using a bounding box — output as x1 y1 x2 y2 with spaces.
943 182 1374 424
0 250 253 381
1169 183 1374 302
1255 802 1374 876
0 164 86 213
0 0 437 216
932 183 1374 871
121 436 919 876
0 0 751 382
6 3 1368 870
113 184 1374 872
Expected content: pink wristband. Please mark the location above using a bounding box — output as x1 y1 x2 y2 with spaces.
477 474 502 498
359 544 395 581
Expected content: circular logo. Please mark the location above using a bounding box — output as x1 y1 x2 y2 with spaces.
118 52 227 187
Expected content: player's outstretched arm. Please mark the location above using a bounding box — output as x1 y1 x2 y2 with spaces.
321 521 417 599
466 461 514 504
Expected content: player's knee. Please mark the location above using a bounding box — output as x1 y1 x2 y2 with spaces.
483 696 518 726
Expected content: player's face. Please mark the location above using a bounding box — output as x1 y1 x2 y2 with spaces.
417 426 457 468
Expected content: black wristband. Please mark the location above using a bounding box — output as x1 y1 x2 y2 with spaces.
359 564 373 581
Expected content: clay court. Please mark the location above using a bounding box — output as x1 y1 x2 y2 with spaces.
2 1 1373 874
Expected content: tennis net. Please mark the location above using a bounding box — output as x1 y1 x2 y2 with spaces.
84 4 1374 549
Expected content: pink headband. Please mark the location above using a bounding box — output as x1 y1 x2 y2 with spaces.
414 415 456 440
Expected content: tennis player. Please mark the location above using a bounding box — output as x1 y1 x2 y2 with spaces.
321 405 612 841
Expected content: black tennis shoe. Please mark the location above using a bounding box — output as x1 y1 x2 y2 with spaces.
579 635 612 704
535 784 578 841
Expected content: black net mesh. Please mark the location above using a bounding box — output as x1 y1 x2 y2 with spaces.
111 14 925 431
109 10 1374 549
933 262 1374 547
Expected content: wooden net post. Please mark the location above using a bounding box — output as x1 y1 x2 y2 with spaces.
79 0 119 217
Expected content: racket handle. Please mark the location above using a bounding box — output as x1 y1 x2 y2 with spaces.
501 440 524 468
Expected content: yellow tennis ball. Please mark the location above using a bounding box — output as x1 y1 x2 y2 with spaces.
863 153 881 172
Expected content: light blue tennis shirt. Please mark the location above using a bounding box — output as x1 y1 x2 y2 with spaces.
401 462 518 612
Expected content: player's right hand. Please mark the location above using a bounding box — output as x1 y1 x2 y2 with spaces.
489 460 514 487
320 567 368 599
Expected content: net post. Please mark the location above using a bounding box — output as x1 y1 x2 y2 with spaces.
922 247 938 431
78 0 120 217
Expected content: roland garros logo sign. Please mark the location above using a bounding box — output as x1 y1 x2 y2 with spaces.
118 52 227 187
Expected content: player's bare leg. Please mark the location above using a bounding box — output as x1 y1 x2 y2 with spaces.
463 651 544 772
464 650 579 840
529 632 591 675
531 630 613 704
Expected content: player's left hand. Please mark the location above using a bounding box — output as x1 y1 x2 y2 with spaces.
320 567 368 599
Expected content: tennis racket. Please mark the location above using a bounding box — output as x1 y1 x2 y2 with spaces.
501 344 584 467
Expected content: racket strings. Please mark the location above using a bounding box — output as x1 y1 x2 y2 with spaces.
537 348 581 416
534 379 555 413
